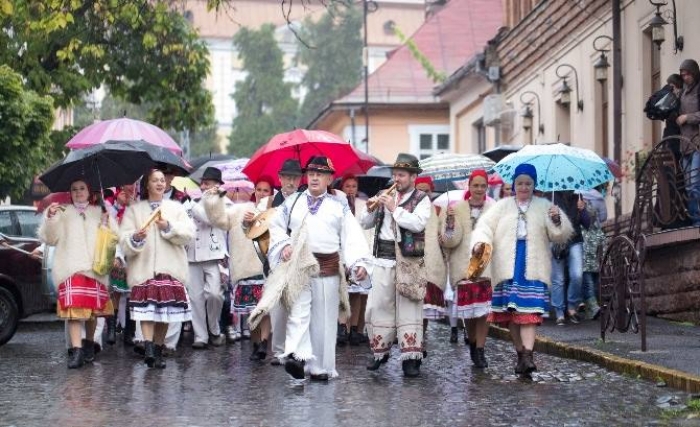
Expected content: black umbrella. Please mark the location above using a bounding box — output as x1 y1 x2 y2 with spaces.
102 140 191 176
189 154 236 171
40 143 154 192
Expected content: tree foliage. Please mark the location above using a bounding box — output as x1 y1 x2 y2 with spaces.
0 65 55 201
296 2 362 127
228 24 298 156
0 0 213 132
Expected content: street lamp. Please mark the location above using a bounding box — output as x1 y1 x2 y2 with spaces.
592 35 613 83
519 90 544 136
555 64 584 111
647 0 683 53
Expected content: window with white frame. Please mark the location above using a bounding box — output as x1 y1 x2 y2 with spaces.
408 125 450 160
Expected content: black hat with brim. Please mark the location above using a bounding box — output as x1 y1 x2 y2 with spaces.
386 152 422 174
200 166 224 185
304 156 335 174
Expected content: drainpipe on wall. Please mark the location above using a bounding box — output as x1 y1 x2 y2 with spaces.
612 0 622 234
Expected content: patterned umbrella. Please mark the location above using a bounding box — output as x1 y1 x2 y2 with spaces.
419 153 496 183
493 143 613 191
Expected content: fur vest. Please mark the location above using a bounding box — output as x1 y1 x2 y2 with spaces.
471 196 573 287
203 196 263 282
439 198 495 287
38 205 118 286
424 206 447 290
119 200 195 287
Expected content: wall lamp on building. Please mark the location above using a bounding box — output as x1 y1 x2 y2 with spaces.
519 91 544 135
592 35 612 83
555 64 584 112
648 0 683 53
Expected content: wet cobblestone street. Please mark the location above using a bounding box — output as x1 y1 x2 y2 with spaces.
0 322 694 427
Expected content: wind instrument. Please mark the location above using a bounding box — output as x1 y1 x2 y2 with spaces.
367 182 398 211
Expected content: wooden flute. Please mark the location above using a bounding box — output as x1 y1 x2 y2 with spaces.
367 182 398 210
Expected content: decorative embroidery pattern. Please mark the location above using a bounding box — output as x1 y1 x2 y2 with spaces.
306 193 325 215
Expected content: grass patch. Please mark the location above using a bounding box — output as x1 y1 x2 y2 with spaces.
660 398 700 423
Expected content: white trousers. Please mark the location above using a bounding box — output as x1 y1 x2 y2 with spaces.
134 321 181 350
365 264 424 361
283 276 340 377
270 302 288 358
187 260 225 343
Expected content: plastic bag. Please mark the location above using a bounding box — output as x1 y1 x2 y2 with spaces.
93 225 119 276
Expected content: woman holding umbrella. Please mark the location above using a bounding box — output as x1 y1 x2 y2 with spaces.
39 179 118 369
471 164 573 375
120 169 195 369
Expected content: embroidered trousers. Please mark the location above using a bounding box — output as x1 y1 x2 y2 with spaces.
187 260 225 343
366 264 424 361
283 275 340 377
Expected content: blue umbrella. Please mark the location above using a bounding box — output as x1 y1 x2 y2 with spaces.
493 143 613 191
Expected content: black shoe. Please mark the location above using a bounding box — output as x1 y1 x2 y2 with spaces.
521 350 537 374
249 342 261 361
309 373 329 381
402 359 421 377
284 354 306 379
336 324 348 346
348 326 362 346
366 354 390 371
82 339 95 363
67 347 84 369
473 348 488 369
144 341 155 367
153 345 167 369
105 316 117 345
468 342 477 364
124 320 135 346
449 327 458 343
133 342 145 356
256 339 268 360
514 350 525 374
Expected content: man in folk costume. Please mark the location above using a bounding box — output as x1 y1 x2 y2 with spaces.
258 158 303 365
184 167 230 349
265 156 370 381
359 153 445 378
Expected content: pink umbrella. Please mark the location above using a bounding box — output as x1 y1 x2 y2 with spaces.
65 118 182 155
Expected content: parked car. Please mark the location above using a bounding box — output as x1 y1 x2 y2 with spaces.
0 205 54 345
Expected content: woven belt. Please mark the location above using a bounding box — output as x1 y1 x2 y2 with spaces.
376 239 396 260
313 252 340 277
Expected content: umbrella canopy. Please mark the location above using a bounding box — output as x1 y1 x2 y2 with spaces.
40 143 153 192
189 154 237 171
37 192 72 213
493 143 614 192
189 158 249 183
103 140 190 176
432 189 467 209
242 129 377 186
602 157 622 178
419 153 495 183
65 118 182 155
482 144 524 162
171 176 199 191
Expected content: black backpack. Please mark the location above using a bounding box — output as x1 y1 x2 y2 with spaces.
644 85 678 121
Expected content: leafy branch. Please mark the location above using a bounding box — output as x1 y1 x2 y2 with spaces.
393 25 446 84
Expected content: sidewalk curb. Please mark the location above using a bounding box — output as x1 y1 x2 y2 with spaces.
489 325 700 393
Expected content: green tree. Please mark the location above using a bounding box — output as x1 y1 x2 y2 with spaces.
228 24 298 156
296 2 362 127
0 65 55 201
0 1 213 132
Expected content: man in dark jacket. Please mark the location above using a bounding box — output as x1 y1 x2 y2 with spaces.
677 59 700 226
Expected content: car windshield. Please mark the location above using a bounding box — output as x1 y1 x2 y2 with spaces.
0 210 14 236
15 210 41 238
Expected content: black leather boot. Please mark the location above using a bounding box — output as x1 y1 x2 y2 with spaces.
349 326 362 346
67 347 84 369
249 342 261 361
82 339 95 363
402 359 421 377
144 341 156 367
256 339 268 360
469 342 477 364
336 323 348 346
105 316 117 345
521 349 537 374
284 354 306 379
473 348 488 369
153 345 167 369
366 353 390 371
449 327 458 343
514 350 525 374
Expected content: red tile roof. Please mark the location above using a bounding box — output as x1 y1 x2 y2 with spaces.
340 0 503 105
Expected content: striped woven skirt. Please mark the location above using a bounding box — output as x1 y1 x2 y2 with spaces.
231 275 265 315
455 277 492 319
422 282 446 320
56 274 113 319
488 239 548 326
129 274 192 323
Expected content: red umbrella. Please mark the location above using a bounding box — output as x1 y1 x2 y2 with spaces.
602 157 622 178
37 192 72 213
242 129 377 186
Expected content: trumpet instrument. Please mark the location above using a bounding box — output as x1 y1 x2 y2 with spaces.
367 182 398 211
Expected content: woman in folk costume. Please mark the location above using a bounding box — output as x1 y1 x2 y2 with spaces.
439 169 495 368
201 186 269 361
336 174 372 346
39 179 118 368
471 163 573 375
263 156 371 381
120 169 195 369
